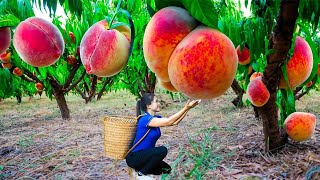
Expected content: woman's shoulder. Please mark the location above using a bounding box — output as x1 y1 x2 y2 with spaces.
138 113 153 121
137 113 162 125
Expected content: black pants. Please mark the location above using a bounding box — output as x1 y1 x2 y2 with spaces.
126 146 171 175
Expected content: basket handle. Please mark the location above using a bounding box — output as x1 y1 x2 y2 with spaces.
124 115 151 158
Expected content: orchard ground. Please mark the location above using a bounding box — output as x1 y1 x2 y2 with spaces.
0 88 319 179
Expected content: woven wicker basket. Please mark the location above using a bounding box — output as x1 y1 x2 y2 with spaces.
102 116 138 160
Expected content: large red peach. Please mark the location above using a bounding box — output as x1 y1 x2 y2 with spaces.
158 79 178 92
236 45 250 65
0 27 11 55
13 17 65 67
247 77 270 107
279 36 313 89
284 112 316 141
143 6 198 82
80 20 130 77
168 26 238 99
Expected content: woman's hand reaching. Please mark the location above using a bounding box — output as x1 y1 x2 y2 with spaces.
185 99 201 110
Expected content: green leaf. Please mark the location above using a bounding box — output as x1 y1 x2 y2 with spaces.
181 0 219 28
38 67 48 79
146 3 156 17
0 14 20 27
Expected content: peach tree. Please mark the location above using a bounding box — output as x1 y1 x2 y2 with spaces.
0 0 135 119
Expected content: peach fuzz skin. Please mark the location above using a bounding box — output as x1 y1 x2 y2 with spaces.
279 36 313 89
80 20 130 77
13 17 65 67
236 45 250 65
158 79 178 92
284 112 316 141
247 77 270 107
168 26 238 99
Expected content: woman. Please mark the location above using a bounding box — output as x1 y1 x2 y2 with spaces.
126 93 200 178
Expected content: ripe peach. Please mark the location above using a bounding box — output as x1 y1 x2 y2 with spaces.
13 67 23 76
80 20 130 77
0 51 11 63
13 17 65 67
35 82 43 91
66 55 77 65
69 31 75 43
158 79 178 92
236 45 250 65
143 6 198 82
0 27 11 55
1 62 12 69
306 81 313 87
250 72 263 81
113 23 131 42
284 112 316 141
279 36 313 89
318 64 320 75
168 26 238 99
247 77 270 107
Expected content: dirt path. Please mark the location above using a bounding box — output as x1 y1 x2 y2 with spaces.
0 90 319 179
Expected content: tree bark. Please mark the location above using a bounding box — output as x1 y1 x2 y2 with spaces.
231 79 244 107
16 95 21 104
257 0 300 151
49 75 70 120
53 87 70 120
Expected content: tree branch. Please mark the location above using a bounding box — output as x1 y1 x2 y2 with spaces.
63 62 81 89
295 90 308 100
88 76 97 100
20 74 36 83
22 68 41 82
48 74 62 89
76 85 88 101
97 78 113 100
84 81 89 93
64 70 86 92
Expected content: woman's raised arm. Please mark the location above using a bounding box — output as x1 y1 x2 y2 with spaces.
148 100 201 127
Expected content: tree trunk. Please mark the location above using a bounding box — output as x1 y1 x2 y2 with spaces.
49 75 70 120
231 79 244 107
257 0 300 151
16 95 21 104
53 87 70 120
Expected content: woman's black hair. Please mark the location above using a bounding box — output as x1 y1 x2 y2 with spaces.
136 93 155 116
